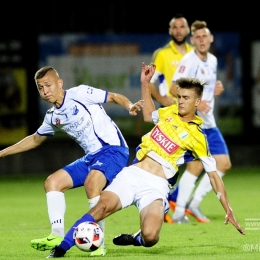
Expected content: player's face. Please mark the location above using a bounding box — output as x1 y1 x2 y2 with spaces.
177 88 200 118
36 71 63 104
169 18 190 45
190 28 213 55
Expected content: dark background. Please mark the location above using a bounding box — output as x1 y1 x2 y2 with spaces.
1 3 259 141
1 3 253 34
1 3 260 174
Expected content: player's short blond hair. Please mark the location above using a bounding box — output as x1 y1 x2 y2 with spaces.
191 20 210 35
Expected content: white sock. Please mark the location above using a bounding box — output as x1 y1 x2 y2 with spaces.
46 191 66 237
173 170 197 219
189 170 225 208
88 196 105 249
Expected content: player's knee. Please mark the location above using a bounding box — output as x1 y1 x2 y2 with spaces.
85 172 107 197
220 160 232 173
44 176 57 191
142 230 159 247
142 237 159 247
89 200 109 220
226 161 232 171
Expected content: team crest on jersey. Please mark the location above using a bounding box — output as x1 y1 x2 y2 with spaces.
178 66 185 73
201 68 205 74
55 118 61 125
151 125 179 154
179 131 188 139
165 117 173 122
72 105 79 115
172 61 179 68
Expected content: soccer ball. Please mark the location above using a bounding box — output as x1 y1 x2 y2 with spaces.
74 221 104 252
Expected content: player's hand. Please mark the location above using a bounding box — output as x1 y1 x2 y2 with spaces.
159 96 176 107
129 100 145 116
197 100 211 114
141 62 156 83
224 212 245 235
214 80 224 96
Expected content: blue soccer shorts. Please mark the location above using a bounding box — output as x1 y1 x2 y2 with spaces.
202 127 229 155
63 146 129 188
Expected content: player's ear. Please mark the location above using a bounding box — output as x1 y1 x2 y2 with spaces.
195 98 201 107
58 78 63 89
210 34 214 43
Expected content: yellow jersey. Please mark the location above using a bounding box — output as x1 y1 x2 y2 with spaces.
150 40 194 97
136 104 214 175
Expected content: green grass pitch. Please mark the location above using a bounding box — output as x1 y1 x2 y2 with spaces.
0 166 260 260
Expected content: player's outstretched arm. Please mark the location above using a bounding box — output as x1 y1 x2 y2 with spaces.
0 133 47 158
107 92 144 116
207 171 245 235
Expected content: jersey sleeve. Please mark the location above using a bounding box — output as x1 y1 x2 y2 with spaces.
172 55 196 82
150 70 162 84
151 110 159 124
77 85 108 104
36 114 56 136
200 156 217 173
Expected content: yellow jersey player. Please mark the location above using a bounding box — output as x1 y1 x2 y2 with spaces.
149 14 194 107
47 62 244 258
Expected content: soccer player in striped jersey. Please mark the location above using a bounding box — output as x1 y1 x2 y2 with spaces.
0 66 144 256
168 20 231 223
47 63 244 258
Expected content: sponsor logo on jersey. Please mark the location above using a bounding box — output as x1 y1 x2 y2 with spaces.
179 66 185 73
55 118 60 125
151 125 179 154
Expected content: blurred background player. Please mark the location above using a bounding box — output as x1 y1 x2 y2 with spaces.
168 20 231 223
149 14 194 108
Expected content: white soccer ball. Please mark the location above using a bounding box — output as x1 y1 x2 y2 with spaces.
74 221 104 252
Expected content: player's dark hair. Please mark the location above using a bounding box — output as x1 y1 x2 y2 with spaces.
173 13 185 19
169 14 186 27
176 77 205 98
34 66 60 80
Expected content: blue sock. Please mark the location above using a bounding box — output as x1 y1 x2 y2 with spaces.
135 235 143 246
168 185 179 202
59 214 95 251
